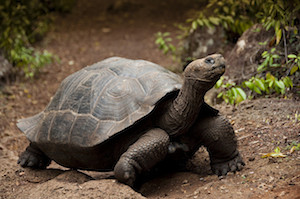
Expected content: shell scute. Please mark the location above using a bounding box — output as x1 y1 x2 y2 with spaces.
18 57 182 147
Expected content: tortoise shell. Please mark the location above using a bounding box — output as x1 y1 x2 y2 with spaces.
17 57 182 147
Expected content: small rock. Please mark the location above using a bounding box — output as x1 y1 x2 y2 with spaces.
248 157 255 161
19 172 25 176
199 177 205 181
68 60 74 65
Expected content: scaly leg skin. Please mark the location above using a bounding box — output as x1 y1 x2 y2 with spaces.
184 114 245 176
114 128 170 187
18 143 51 169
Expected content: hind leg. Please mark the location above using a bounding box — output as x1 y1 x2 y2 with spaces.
18 143 51 169
182 115 245 176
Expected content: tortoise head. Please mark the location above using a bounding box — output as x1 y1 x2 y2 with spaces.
183 54 225 87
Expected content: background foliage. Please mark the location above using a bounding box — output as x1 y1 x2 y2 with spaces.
0 0 76 78
155 0 300 105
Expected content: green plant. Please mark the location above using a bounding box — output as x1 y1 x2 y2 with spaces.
243 74 293 95
257 48 281 72
154 0 299 105
186 0 299 44
0 0 54 78
0 0 75 79
258 0 300 45
214 47 295 105
215 77 246 105
215 72 293 105
11 45 55 78
287 54 300 75
155 32 176 55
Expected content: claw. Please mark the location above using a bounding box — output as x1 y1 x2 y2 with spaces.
19 158 27 167
221 168 228 176
230 164 237 172
17 146 50 169
211 152 245 176
236 162 244 171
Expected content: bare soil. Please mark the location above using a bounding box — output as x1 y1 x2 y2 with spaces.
1 0 299 198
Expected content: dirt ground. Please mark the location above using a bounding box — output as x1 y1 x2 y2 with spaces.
0 0 299 198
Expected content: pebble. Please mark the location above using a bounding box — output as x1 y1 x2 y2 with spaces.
248 157 255 161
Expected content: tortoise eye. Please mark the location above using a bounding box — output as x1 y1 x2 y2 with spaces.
205 57 215 64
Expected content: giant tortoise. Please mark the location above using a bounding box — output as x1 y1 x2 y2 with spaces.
17 54 244 187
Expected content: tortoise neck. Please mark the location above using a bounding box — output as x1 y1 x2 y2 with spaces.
158 78 211 136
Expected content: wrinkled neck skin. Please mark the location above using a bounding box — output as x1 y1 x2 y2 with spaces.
158 78 213 136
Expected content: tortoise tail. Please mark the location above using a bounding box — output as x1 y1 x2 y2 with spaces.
17 112 44 142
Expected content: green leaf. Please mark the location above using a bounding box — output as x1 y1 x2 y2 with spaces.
215 78 223 88
209 17 220 25
192 21 198 30
257 63 265 72
231 87 238 98
253 86 262 94
258 41 267 45
217 92 223 98
274 147 280 153
276 29 282 45
244 81 254 89
288 54 297 59
197 19 204 26
269 80 274 88
270 48 276 53
283 76 293 88
261 51 268 57
275 21 281 32
236 87 247 100
275 80 285 89
223 6 229 13
255 78 266 91
202 18 210 27
290 66 298 75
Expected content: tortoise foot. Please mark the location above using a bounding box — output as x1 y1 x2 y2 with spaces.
18 144 51 169
211 151 245 176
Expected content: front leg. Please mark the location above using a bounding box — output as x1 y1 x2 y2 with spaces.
185 115 245 176
114 128 169 187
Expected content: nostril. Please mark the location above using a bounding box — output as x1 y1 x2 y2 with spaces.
220 64 225 68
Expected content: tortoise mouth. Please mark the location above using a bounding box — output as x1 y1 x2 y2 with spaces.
212 64 225 73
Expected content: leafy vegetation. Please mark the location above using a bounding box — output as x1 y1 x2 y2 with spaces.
155 32 176 55
155 0 300 105
0 0 76 78
186 0 300 43
215 52 295 105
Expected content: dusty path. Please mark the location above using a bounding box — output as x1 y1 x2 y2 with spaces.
1 0 299 198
